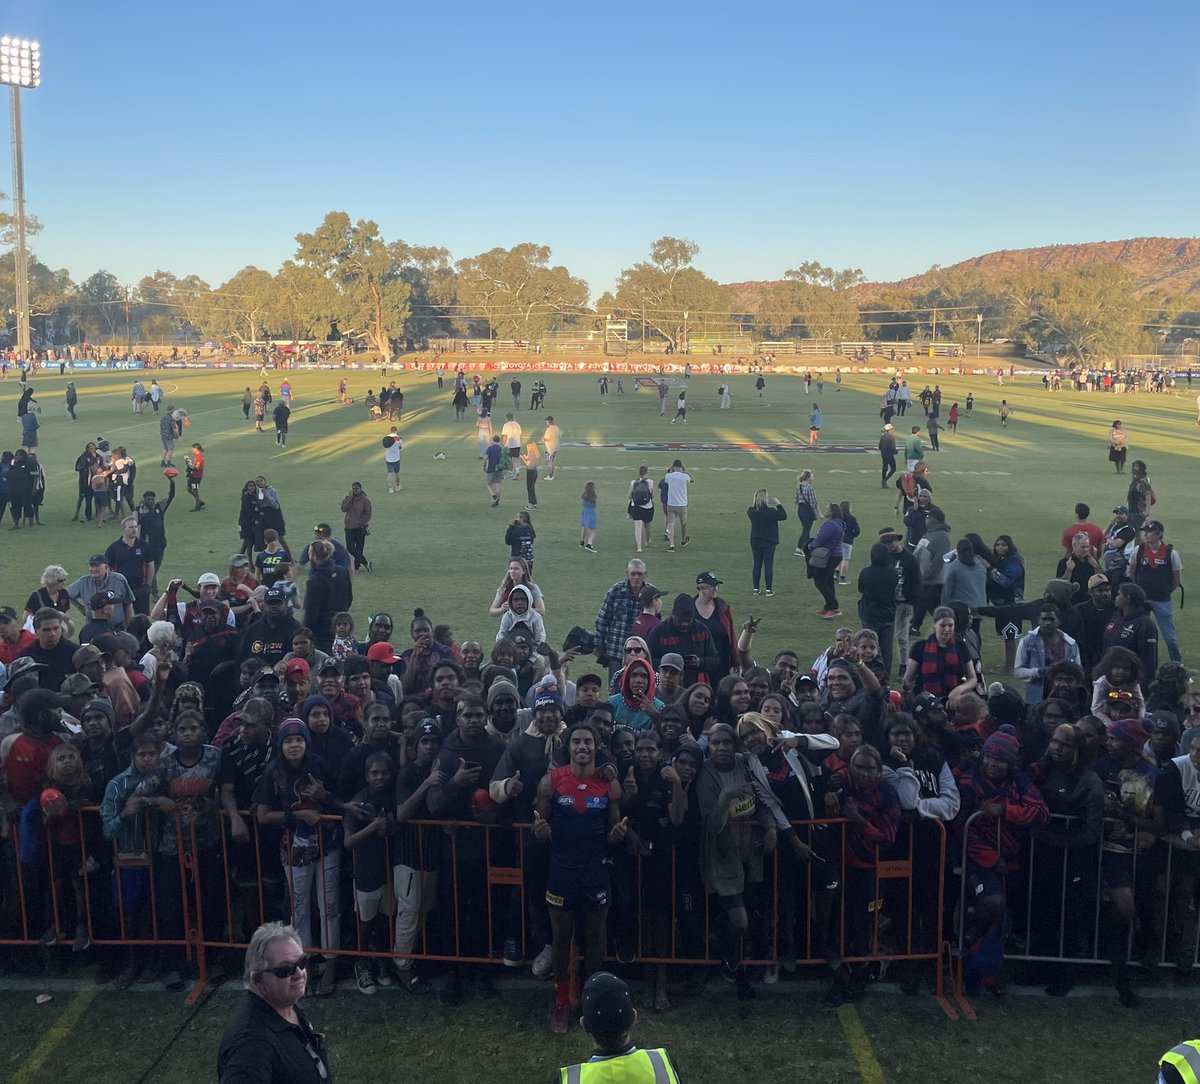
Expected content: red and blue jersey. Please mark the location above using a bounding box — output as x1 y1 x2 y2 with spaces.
549 764 610 865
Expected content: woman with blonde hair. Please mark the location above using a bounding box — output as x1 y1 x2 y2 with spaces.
794 469 819 553
747 488 787 596
520 440 541 510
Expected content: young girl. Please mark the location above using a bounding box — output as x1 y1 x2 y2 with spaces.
579 481 597 552
948 403 959 432
672 389 687 424
331 612 359 660
36 745 98 952
504 510 535 573
1090 646 1145 723
852 628 887 690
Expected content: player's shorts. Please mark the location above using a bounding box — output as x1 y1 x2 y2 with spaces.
545 857 610 911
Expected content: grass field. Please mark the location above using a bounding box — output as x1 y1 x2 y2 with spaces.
2 361 1200 1081
1 974 1197 1083
3 361 1198 669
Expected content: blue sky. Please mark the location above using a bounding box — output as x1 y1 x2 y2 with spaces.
5 0 1198 300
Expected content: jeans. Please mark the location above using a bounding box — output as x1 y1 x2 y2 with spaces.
287 850 342 956
893 603 913 678
881 455 896 486
751 542 777 590
345 526 367 570
1150 600 1182 663
796 504 816 548
525 468 538 507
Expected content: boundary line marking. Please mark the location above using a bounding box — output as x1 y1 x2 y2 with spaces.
838 1002 886 1084
10 987 96 1084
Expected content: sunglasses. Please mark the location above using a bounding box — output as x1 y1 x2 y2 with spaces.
624 645 646 655
259 955 308 979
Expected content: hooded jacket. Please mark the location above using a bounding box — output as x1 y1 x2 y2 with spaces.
857 543 900 626
609 658 663 731
496 585 546 644
303 559 353 651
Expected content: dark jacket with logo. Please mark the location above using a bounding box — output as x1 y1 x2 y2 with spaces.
217 991 331 1084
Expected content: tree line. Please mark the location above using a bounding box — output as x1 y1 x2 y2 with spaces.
0 206 1193 364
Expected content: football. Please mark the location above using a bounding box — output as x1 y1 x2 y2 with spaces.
163 467 180 479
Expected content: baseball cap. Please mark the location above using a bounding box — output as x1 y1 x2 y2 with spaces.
229 554 251 567
883 423 894 430
264 587 286 603
89 590 117 610
696 571 723 587
416 718 442 740
581 972 635 1040
92 632 120 657
878 527 903 542
637 584 667 608
508 626 535 644
88 553 107 565
284 658 311 678
1112 505 1129 515
1147 710 1181 736
317 658 342 675
1 656 44 689
912 691 944 717
60 672 99 697
796 674 817 688
253 666 280 684
1143 520 1164 534
366 642 402 665
198 598 222 612
0 606 18 623
197 572 221 587
659 653 685 672
72 645 104 669
1087 574 1111 591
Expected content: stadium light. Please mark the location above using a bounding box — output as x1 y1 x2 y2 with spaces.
0 37 41 360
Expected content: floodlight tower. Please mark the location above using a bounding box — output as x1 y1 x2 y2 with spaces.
1 37 41 360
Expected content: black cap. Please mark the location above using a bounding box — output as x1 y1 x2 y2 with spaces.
416 718 442 740
638 584 666 608
253 666 280 684
89 590 117 610
581 971 635 1040
0 606 19 623
264 587 286 602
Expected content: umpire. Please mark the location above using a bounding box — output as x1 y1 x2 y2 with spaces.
557 972 682 1084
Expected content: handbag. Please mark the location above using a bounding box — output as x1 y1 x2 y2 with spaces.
807 546 831 568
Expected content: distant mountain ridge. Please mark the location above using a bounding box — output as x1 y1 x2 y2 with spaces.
727 237 1200 313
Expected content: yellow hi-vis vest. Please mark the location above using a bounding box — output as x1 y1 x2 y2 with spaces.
1161 1041 1200 1084
560 1048 680 1084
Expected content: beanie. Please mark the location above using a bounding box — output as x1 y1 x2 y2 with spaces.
982 724 1021 767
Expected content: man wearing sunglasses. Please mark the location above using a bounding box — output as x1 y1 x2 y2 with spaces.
218 921 331 1083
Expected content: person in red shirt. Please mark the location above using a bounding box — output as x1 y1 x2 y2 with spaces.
185 443 205 511
0 607 35 667
1059 502 1104 557
3 689 67 804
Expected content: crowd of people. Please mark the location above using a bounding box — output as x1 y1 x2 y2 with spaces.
0 364 1196 1048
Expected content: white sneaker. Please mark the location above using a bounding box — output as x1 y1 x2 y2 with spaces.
531 944 553 979
388 487 395 494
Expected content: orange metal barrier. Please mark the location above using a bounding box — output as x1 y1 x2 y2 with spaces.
2 806 954 1000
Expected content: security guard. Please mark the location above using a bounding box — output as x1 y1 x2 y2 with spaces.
558 972 682 1084
1160 1041 1200 1084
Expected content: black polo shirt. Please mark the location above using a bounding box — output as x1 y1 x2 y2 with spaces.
217 991 331 1083
104 537 148 589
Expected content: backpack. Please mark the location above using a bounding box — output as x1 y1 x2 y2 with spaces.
899 473 917 499
632 479 652 506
